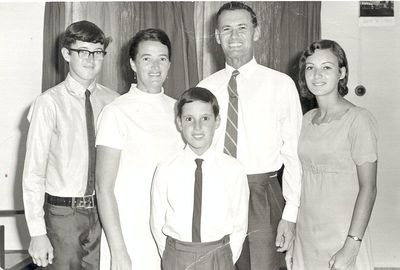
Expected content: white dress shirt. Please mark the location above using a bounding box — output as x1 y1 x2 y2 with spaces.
22 74 119 237
150 146 249 263
198 58 302 222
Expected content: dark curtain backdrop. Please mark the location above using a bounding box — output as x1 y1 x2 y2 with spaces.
42 1 320 110
42 2 198 98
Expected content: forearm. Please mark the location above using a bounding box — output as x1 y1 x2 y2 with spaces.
96 188 128 256
348 184 377 239
95 146 126 257
348 161 378 240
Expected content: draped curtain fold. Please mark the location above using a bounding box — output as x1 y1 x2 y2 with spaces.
42 1 320 108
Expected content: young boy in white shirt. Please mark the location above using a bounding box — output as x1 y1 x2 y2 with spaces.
150 87 249 270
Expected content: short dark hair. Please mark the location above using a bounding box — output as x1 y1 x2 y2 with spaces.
129 28 172 61
298 39 349 99
216 1 258 27
62 20 111 49
176 87 219 119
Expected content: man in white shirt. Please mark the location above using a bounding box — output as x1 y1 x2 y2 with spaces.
197 2 302 269
22 21 118 269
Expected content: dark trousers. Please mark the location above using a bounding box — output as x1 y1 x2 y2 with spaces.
162 235 235 270
42 202 101 270
235 172 284 270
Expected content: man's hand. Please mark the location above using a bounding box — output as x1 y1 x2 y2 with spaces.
29 235 54 267
275 219 295 252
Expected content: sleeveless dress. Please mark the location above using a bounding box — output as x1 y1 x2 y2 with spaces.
96 85 183 270
293 106 377 270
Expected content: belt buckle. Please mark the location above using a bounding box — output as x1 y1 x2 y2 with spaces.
75 195 94 209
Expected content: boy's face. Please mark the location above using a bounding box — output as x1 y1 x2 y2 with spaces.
61 40 105 87
177 100 220 156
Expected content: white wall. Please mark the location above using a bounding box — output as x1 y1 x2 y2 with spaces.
322 1 400 267
0 2 45 250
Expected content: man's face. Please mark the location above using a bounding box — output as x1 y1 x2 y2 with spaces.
62 40 105 87
215 9 260 68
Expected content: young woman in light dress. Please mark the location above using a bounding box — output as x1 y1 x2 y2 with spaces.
290 40 378 270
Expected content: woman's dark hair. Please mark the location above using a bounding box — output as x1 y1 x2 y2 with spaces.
298 39 349 99
129 28 171 61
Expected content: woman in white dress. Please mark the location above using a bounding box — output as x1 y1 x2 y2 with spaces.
95 29 183 270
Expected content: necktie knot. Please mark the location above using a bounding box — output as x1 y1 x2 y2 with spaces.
195 158 203 168
232 70 240 78
85 89 91 98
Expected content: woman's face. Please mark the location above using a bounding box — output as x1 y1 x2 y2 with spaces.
304 49 346 97
130 40 170 94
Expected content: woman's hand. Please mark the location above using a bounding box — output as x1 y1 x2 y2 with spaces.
328 238 361 270
111 251 132 270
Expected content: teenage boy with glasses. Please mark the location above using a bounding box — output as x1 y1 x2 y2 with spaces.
22 20 119 269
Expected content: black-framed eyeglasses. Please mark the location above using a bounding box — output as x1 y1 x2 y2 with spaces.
68 48 107 60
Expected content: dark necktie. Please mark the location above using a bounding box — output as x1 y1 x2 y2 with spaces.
224 70 240 157
192 158 203 242
84 90 96 195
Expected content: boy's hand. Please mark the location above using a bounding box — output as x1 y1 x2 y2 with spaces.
275 219 295 252
29 234 54 267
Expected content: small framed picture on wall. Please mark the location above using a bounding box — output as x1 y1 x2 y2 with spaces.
359 1 395 26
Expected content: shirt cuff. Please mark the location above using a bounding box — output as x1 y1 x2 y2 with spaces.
282 203 298 223
28 219 47 237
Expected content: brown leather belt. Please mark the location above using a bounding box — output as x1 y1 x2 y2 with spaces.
46 193 96 209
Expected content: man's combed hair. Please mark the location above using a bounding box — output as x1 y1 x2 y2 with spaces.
176 87 219 118
298 39 349 99
62 20 111 49
216 1 258 27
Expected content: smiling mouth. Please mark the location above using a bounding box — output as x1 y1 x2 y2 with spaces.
229 43 242 48
192 134 205 140
313 82 326 86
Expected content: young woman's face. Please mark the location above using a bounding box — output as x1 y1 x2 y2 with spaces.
130 40 170 94
304 49 346 97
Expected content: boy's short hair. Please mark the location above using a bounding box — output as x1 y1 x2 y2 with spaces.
176 87 219 119
62 20 111 49
129 28 172 61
